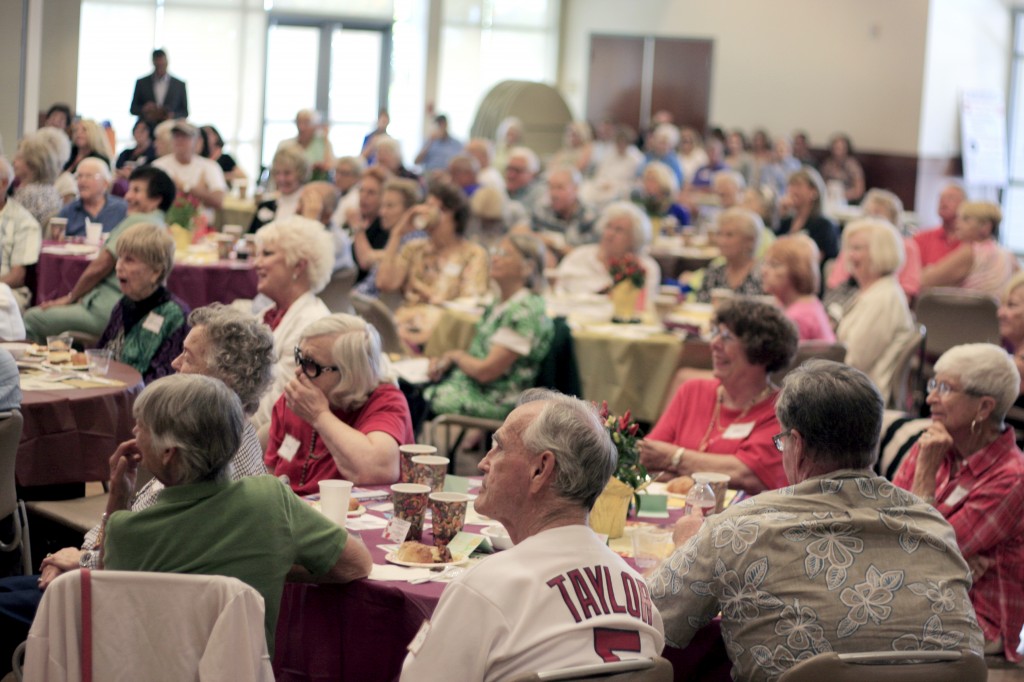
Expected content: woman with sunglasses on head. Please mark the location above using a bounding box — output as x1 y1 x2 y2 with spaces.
250 216 334 429
264 314 415 495
893 343 1024 662
639 298 798 494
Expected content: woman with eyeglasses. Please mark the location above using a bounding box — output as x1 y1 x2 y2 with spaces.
249 216 334 429
424 234 553 420
263 314 414 495
639 298 798 494
893 343 1024 661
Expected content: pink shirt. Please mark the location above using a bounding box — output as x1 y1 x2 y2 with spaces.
785 297 836 342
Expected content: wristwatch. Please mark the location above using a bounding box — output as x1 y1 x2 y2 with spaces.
670 447 685 470
79 550 95 568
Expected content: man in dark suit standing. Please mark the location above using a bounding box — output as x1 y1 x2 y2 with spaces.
130 49 188 123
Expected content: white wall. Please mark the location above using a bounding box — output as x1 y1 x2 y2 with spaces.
560 0 931 155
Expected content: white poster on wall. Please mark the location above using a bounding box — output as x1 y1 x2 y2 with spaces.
960 89 1008 188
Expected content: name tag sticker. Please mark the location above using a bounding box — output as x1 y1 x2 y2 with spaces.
142 312 164 334
442 261 462 277
277 434 300 462
722 421 755 439
945 485 970 506
407 620 431 655
446 531 484 558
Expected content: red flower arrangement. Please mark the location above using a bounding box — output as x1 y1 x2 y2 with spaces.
596 400 649 491
608 253 646 289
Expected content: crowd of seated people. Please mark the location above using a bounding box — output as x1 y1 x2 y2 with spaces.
6 95 1024 681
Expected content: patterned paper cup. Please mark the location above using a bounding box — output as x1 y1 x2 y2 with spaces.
399 444 438 483
391 483 431 541
410 455 450 492
692 472 731 513
428 492 470 547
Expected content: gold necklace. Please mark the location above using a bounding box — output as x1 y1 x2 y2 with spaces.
697 384 773 452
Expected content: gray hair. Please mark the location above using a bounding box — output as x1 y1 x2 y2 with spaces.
776 360 883 473
718 206 763 258
712 168 747 192
336 155 366 175
256 215 336 294
596 201 651 253
76 156 112 185
116 223 176 286
508 146 540 175
133 374 244 485
841 218 905 277
272 142 312 185
505 233 547 293
862 188 904 228
652 123 680 149
934 343 1018 423
375 135 401 157
296 108 322 125
17 128 70 184
642 160 679 198
516 389 617 510
548 165 582 188
299 314 385 411
187 304 275 415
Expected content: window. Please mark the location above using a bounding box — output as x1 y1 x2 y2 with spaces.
1006 11 1024 252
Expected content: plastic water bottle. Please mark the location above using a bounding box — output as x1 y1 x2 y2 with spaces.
684 481 716 517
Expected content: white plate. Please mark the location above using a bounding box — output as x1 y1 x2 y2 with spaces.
645 481 687 501
384 551 469 569
40 361 89 372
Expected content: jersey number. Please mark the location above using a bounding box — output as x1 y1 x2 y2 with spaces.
593 627 641 663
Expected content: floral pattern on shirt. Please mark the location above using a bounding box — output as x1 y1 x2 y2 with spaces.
648 470 983 682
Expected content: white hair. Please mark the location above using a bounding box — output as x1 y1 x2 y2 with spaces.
934 344 1019 422
256 216 336 294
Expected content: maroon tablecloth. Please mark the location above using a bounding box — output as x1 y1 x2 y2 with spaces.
272 489 732 682
17 361 144 486
35 247 258 310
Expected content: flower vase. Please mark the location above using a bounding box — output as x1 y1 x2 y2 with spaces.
610 280 641 323
589 476 635 539
169 224 194 256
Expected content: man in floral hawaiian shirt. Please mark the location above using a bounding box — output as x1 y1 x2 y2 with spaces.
649 360 983 682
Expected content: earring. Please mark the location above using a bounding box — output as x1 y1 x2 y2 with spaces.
292 273 298 281
971 419 978 435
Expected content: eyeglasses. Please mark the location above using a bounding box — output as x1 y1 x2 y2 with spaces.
772 430 791 452
709 326 737 343
293 346 340 379
926 378 982 398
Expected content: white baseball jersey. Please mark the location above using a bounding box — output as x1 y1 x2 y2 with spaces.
400 524 665 681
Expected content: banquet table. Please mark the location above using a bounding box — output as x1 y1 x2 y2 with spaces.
422 303 715 424
272 485 732 682
649 240 720 281
35 243 258 311
17 359 144 487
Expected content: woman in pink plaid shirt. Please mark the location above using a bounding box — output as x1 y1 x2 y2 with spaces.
894 343 1024 661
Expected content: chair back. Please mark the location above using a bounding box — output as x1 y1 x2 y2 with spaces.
535 316 582 397
351 292 406 357
0 410 30 574
778 650 986 682
887 324 926 411
24 570 275 682
915 287 1000 361
506 657 672 682
318 267 357 314
770 341 847 386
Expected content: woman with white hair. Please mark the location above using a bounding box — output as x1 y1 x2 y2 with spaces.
12 127 68 228
264 314 415 494
249 142 310 233
56 157 127 237
642 123 684 186
250 215 335 428
826 187 922 300
554 201 662 306
835 218 914 399
692 207 764 303
894 343 1024 661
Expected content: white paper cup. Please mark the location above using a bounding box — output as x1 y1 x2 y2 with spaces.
319 479 354 527
85 222 103 245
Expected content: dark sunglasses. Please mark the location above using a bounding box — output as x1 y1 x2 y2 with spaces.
294 346 340 379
